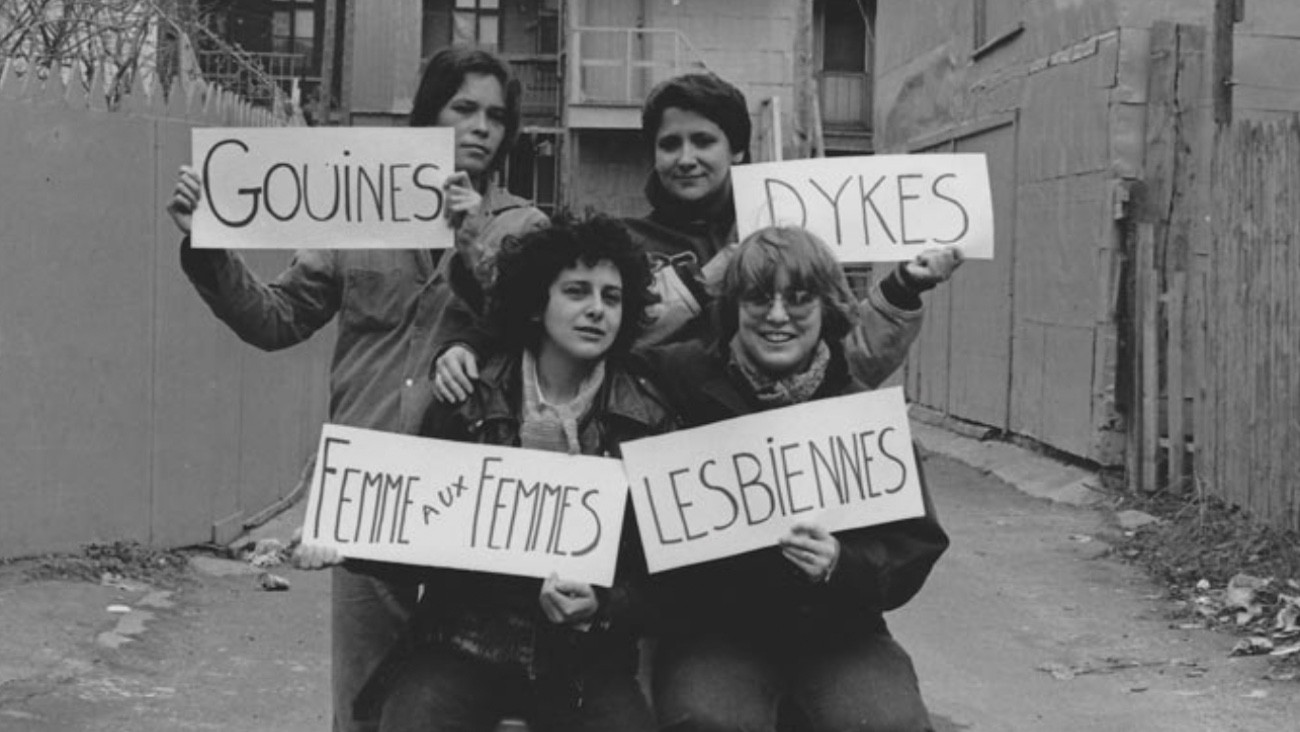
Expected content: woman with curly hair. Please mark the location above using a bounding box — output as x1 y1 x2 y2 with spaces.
367 215 675 732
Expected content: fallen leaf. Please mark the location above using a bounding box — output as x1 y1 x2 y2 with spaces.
1268 642 1300 657
1230 637 1274 656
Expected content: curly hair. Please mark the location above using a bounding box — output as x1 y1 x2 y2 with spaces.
714 226 858 344
489 214 655 358
641 72 752 164
409 46 521 173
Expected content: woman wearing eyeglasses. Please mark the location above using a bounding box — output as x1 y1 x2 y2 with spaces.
640 226 949 732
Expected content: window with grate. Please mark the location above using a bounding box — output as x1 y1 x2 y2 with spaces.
271 0 317 68
454 0 501 52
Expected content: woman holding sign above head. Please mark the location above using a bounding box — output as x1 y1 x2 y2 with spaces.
165 45 546 732
430 71 963 405
356 215 674 732
638 225 949 732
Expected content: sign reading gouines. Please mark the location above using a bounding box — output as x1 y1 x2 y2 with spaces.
731 153 994 262
620 387 925 573
191 128 455 249
299 424 631 587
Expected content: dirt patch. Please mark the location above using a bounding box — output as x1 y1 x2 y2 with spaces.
1113 489 1300 679
9 540 200 589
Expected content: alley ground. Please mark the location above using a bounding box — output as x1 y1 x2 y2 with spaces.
2 425 1299 731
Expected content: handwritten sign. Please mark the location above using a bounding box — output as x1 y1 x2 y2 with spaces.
732 154 994 262
299 424 630 586
191 128 455 250
621 387 925 573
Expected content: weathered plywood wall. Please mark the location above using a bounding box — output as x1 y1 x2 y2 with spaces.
0 66 329 558
1232 2 1300 120
877 0 1131 463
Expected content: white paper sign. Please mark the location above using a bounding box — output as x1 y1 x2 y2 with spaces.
732 153 994 262
621 387 925 573
191 128 455 250
300 424 630 587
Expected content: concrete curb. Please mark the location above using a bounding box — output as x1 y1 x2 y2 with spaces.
909 409 1106 508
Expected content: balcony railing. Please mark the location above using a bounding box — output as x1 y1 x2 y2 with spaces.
504 54 560 123
196 50 319 106
570 26 706 106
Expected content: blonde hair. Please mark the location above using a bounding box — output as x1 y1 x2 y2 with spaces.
715 226 858 343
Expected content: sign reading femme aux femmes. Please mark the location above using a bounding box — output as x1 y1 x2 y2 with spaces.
299 424 630 587
732 153 994 262
191 128 456 249
620 387 925 573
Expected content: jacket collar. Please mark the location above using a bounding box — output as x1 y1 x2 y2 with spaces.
481 181 534 216
457 352 665 432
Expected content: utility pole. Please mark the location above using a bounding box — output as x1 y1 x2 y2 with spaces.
1212 0 1243 124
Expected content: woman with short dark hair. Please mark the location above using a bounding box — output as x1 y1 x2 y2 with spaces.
430 71 961 402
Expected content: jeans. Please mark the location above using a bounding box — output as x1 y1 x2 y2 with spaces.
652 631 933 732
333 561 421 732
376 643 657 732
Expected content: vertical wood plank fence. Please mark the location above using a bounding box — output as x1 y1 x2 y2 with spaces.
1129 23 1299 532
1197 118 1300 530
0 58 331 558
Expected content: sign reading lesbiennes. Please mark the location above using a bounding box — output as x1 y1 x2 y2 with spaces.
191 127 455 250
621 387 925 573
300 424 630 587
731 153 994 262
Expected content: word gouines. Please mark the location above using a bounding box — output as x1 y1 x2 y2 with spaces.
621 387 926 573
299 424 630 587
732 153 994 263
191 128 456 250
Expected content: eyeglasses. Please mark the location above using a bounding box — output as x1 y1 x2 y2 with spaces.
739 288 819 318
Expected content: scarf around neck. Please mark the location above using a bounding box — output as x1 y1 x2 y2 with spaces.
727 336 833 408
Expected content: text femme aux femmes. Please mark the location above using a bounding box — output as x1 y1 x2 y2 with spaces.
311 443 604 558
202 139 446 227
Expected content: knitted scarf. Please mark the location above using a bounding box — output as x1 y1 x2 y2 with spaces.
727 336 832 408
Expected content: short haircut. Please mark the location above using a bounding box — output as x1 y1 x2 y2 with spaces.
409 46 521 172
641 73 752 163
489 214 655 358
714 226 858 344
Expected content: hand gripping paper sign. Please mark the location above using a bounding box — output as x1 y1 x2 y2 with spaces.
621 387 925 573
731 154 994 263
191 127 455 250
299 424 630 587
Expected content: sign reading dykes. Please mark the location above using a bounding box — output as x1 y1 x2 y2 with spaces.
299 425 630 587
732 153 994 262
621 387 925 573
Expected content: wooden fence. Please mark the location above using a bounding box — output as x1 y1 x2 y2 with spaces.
1197 118 1300 529
1126 23 1299 531
0 59 331 558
